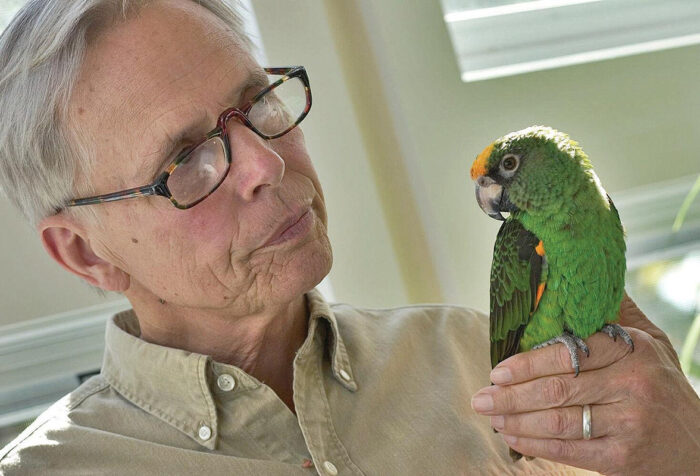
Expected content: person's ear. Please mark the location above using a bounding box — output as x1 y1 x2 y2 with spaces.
38 214 130 292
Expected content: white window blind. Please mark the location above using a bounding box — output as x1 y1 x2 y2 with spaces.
440 0 700 82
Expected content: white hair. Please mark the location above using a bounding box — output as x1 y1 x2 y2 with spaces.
0 0 252 227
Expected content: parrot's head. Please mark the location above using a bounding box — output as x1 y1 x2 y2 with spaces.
470 125 597 220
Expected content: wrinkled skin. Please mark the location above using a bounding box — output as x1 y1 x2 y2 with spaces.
472 294 700 475
39 0 332 412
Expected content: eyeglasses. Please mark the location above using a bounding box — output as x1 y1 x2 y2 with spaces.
64 66 311 210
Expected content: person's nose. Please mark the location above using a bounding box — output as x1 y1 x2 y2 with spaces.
225 121 285 201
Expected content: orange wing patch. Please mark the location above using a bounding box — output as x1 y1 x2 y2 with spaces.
533 240 546 311
535 240 545 256
534 282 546 311
470 143 493 180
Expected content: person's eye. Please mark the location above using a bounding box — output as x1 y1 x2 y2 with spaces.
152 145 191 180
242 84 267 107
177 145 195 159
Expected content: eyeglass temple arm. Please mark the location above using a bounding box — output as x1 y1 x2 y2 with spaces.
264 66 302 75
67 182 167 207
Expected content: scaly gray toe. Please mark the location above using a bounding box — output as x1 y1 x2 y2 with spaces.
601 323 634 351
533 331 587 376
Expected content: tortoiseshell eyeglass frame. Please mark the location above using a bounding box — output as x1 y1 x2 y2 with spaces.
63 66 311 210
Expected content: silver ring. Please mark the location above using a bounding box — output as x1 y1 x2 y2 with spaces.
582 404 592 440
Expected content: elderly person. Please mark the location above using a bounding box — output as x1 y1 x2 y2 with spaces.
0 0 698 474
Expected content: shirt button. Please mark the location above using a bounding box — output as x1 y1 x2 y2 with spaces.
198 425 212 441
217 373 236 391
323 461 338 475
339 369 351 381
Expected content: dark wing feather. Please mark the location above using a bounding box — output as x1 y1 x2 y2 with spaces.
490 218 544 368
607 193 620 222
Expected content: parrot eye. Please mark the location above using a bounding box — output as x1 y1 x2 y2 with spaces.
500 154 520 174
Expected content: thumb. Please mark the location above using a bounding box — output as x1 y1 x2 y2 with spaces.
618 291 673 348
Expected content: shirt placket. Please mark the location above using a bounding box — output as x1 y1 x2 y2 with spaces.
293 318 365 476
209 362 312 464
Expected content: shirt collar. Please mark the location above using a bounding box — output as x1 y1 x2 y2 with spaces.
305 287 357 392
101 287 356 449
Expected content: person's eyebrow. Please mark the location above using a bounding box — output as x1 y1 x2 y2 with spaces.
139 68 270 181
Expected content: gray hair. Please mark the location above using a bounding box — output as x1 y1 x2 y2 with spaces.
0 0 252 227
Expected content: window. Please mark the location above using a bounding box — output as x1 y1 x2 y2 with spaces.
440 0 700 82
615 175 700 392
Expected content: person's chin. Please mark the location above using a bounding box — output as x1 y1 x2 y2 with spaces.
277 239 332 294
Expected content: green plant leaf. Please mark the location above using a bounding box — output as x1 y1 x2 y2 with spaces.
672 174 700 232
680 311 700 375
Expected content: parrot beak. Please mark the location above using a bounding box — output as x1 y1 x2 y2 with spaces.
474 175 506 221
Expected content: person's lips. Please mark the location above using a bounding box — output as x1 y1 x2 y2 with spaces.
263 207 313 247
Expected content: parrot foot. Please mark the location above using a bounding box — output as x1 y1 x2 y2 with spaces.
532 331 589 377
600 324 634 352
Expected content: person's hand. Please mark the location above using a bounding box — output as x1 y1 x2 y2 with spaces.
470 294 700 475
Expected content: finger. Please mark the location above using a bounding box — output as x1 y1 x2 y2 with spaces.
489 331 633 385
472 367 624 415
490 403 615 440
500 434 612 473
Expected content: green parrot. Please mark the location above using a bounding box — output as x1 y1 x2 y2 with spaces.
470 126 633 460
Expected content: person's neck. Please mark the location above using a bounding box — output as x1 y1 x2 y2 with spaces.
125 289 309 414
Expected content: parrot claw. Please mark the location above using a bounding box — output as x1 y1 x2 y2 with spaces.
532 331 589 376
600 324 634 352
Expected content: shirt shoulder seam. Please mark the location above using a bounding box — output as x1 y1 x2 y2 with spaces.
66 377 111 410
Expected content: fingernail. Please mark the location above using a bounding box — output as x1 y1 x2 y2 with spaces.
490 367 512 384
471 393 494 412
490 415 504 431
502 434 518 445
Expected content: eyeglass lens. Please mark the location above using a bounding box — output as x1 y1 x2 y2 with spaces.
247 76 307 137
166 75 307 207
167 137 228 206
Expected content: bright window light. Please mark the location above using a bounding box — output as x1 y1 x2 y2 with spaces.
444 0 602 22
440 0 700 82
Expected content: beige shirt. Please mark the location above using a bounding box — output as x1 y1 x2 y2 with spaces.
0 288 595 475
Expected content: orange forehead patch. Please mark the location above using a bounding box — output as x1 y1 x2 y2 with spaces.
470 143 493 180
